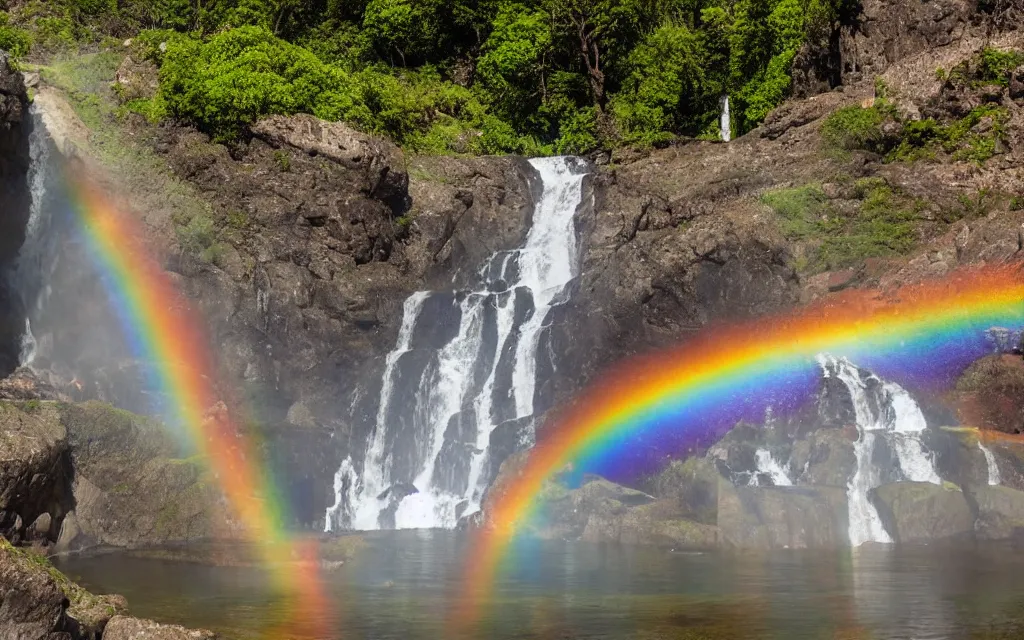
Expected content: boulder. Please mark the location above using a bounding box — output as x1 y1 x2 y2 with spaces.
102 616 217 640
0 403 71 545
529 477 719 548
0 538 127 639
717 484 849 549
954 355 1024 435
56 402 236 549
969 484 1024 540
873 482 974 543
0 540 67 640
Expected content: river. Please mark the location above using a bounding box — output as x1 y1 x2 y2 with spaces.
55 531 1024 639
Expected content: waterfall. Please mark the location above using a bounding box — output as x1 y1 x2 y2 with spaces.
13 105 63 368
326 157 588 531
978 442 1001 486
719 95 731 143
749 448 793 486
818 355 943 546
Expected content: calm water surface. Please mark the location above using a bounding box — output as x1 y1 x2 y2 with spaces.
55 531 1024 639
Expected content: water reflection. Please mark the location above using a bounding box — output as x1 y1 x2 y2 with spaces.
55 531 1024 640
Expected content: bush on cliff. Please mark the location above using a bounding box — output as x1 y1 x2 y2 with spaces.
0 13 32 58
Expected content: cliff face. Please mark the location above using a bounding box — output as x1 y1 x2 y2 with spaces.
0 51 30 378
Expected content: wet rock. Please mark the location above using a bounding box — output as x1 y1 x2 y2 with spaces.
57 402 235 549
969 484 1024 539
103 616 218 640
717 484 849 548
528 477 718 548
873 482 974 543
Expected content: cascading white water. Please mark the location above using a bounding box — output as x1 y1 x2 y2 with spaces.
14 106 57 367
818 355 943 546
326 157 587 531
332 292 429 531
719 95 731 143
978 442 1001 486
750 448 793 487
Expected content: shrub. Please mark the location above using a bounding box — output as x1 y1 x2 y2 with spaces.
0 13 33 58
176 213 217 255
821 102 895 153
976 47 1024 87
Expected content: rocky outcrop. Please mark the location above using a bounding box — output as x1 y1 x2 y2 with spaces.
0 400 230 554
0 538 216 640
873 482 975 543
955 355 1024 434
0 538 129 639
0 403 71 546
0 50 31 378
55 402 234 552
528 476 719 548
0 539 67 640
103 616 217 640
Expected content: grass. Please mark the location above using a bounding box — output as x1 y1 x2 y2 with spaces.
762 179 922 273
40 51 219 259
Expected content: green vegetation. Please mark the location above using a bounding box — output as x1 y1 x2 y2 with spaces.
820 100 896 153
0 12 32 58
763 178 921 272
823 100 1009 165
2 0 862 152
954 46 1024 87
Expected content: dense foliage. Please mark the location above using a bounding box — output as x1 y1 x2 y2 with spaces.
4 0 860 152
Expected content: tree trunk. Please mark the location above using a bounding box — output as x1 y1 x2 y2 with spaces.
576 21 605 109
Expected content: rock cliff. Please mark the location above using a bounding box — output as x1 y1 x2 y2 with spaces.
0 51 30 378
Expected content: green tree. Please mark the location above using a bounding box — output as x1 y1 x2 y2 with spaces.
362 0 444 65
476 4 553 122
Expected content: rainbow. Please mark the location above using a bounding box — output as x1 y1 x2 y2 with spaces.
67 173 332 638
457 263 1024 630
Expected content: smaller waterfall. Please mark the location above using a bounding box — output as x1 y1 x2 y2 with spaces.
978 442 1001 486
749 448 793 486
18 318 37 365
719 95 732 143
818 355 944 546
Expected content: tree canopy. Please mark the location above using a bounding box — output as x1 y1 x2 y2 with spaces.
3 0 860 153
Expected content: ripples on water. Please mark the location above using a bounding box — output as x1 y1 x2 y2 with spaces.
55 530 1024 639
